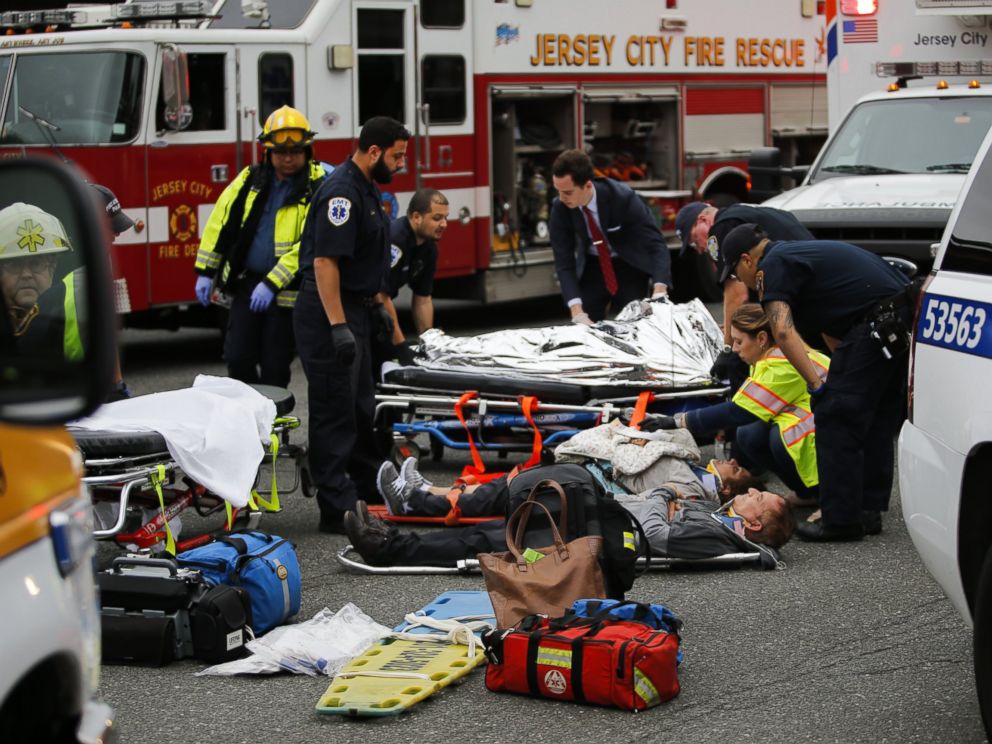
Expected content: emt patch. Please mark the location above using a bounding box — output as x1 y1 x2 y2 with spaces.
327 197 351 226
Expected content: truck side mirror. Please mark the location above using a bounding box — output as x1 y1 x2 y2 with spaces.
0 157 115 424
748 147 785 202
160 44 193 132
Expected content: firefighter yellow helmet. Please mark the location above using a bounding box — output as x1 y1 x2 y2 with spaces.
259 105 316 150
0 202 72 262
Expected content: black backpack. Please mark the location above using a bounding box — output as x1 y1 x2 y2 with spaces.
503 464 649 599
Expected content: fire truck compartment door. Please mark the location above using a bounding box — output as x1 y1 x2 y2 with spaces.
770 84 827 137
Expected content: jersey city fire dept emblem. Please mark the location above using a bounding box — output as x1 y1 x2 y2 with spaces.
328 197 351 226
170 204 197 242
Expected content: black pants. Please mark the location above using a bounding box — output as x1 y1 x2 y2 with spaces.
735 421 817 501
224 280 295 387
294 287 381 518
408 476 510 517
578 257 651 322
383 519 507 566
813 317 908 526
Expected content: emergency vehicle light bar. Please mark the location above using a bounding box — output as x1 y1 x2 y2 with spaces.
114 1 213 21
0 10 86 28
876 60 992 77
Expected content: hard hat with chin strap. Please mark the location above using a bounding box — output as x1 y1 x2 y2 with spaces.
0 202 72 261
259 105 316 150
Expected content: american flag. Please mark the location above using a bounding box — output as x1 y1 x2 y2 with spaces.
842 18 878 43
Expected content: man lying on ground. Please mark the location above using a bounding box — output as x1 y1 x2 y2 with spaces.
346 468 795 568
376 425 766 520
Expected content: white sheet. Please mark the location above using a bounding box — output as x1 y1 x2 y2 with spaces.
70 376 277 508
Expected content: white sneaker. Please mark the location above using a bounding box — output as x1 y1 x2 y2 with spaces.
376 461 407 515
400 457 433 490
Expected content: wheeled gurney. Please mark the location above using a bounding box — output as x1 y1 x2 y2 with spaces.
74 384 312 552
375 298 730 464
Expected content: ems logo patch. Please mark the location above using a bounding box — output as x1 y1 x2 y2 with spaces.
390 243 403 268
544 669 567 695
706 235 720 262
327 197 351 226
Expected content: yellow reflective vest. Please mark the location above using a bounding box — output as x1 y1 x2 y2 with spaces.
732 348 830 488
195 161 326 308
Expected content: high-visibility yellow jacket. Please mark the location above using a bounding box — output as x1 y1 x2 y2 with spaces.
732 348 830 488
195 161 326 308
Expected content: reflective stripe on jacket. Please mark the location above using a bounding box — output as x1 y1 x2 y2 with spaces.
63 270 84 361
732 348 830 488
195 161 326 307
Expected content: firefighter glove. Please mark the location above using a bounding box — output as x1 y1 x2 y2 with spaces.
249 282 275 312
195 275 213 307
331 323 357 366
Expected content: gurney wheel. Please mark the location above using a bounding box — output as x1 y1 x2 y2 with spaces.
391 440 422 466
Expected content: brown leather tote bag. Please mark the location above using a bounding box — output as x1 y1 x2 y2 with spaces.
478 480 606 628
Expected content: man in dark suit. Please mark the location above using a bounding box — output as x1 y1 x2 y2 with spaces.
550 149 672 324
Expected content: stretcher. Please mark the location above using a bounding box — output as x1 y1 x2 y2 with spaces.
376 384 729 465
75 384 313 554
376 298 730 465
316 590 495 717
335 545 779 573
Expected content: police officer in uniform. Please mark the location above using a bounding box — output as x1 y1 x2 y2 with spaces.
675 201 814 387
716 223 913 542
295 116 411 534
374 188 449 368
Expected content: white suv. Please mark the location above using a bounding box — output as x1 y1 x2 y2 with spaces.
900 124 992 735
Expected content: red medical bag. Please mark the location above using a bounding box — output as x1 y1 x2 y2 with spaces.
481 612 681 711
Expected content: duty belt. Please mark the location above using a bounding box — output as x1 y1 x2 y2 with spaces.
301 278 377 306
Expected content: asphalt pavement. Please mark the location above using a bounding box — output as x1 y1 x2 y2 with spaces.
100 297 986 744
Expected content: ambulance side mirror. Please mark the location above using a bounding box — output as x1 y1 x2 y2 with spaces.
0 157 116 425
161 44 193 132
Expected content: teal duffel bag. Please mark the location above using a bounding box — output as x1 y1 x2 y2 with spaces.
177 531 301 635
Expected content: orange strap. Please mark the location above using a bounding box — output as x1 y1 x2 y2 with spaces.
443 485 467 526
454 392 543 483
628 391 656 430
518 395 543 470
454 391 488 479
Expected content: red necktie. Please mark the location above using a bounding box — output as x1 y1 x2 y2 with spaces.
582 206 618 295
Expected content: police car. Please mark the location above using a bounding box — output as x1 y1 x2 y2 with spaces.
899 123 992 736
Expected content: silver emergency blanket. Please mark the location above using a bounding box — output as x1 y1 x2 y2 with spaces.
415 298 723 389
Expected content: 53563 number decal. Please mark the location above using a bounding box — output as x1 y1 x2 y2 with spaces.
916 293 992 358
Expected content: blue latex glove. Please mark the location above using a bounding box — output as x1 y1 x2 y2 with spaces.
195 275 213 307
249 282 275 312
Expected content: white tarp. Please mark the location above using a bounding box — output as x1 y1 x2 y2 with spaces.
70 375 276 508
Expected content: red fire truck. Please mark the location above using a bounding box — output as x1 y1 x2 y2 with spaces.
0 0 826 324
